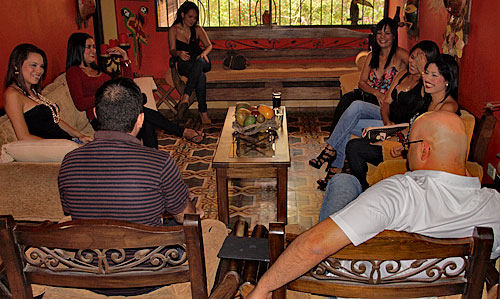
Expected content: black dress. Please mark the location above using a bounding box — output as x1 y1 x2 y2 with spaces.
346 76 424 190
24 105 72 139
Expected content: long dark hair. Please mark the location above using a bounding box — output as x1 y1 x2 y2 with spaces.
425 54 459 101
66 32 99 71
409 40 440 66
5 43 47 94
370 18 398 70
172 1 199 27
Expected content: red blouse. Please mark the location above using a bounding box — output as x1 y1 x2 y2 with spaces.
66 63 133 121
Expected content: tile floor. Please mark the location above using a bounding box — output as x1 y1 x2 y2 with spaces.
157 107 335 230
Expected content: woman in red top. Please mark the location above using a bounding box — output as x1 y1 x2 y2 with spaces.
65 33 204 148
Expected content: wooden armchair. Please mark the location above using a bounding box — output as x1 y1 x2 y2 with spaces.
269 224 493 299
0 214 226 299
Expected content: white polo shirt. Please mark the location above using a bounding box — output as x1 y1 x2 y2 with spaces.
331 170 500 258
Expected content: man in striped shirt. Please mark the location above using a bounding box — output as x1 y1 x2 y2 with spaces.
58 78 199 226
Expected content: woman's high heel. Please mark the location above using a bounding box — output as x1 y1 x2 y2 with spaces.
317 168 339 191
309 148 336 170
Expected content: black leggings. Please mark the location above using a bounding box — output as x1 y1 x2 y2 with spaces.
177 58 211 113
346 138 383 190
140 107 184 149
332 89 379 131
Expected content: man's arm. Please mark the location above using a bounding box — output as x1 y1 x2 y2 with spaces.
172 194 204 223
247 218 351 299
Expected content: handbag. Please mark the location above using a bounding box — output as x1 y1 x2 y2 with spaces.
223 51 249 70
362 123 409 142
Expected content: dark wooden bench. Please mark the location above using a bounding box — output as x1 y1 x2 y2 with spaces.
207 27 369 102
168 27 370 104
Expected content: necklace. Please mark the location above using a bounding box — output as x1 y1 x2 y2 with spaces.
13 85 60 124
401 74 420 92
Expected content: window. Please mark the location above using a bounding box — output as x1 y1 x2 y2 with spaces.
156 0 385 29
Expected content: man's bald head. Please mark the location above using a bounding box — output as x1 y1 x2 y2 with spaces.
408 111 468 175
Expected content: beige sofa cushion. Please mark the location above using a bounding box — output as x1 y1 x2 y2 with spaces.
42 73 94 136
0 114 17 146
1 139 79 162
0 162 64 221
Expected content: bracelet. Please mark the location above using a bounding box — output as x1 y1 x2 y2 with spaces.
123 59 131 67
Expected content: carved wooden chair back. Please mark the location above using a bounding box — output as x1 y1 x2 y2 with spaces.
269 225 493 299
0 214 208 299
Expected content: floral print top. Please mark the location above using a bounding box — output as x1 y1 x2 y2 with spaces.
368 66 398 94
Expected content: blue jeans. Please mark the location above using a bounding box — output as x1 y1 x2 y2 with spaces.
319 174 363 222
326 101 383 169
318 174 362 299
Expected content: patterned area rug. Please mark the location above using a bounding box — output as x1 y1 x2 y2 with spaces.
157 108 335 230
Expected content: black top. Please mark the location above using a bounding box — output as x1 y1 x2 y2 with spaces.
175 26 202 62
24 105 72 140
389 72 425 124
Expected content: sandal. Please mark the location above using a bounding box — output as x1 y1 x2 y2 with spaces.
317 168 340 191
184 130 205 144
309 147 336 170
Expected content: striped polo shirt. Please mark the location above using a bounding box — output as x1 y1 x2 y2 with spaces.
58 130 189 226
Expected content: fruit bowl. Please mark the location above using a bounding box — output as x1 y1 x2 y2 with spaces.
233 103 280 135
232 117 280 135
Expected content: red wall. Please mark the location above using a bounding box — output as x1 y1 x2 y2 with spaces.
0 1 94 108
395 0 500 183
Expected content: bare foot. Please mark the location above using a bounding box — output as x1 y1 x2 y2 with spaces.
200 112 211 124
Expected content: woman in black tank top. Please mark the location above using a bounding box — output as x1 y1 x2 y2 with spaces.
168 2 213 124
4 44 92 143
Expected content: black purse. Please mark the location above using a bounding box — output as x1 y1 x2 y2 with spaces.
223 51 249 70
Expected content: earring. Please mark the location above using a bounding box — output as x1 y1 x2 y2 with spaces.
446 83 449 87
14 70 19 75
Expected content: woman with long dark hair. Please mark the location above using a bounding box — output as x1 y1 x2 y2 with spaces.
168 1 212 124
310 40 439 190
331 17 408 131
347 53 459 190
4 43 92 142
65 32 204 147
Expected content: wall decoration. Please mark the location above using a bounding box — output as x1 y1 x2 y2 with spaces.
121 6 149 68
76 0 96 29
402 0 420 39
442 0 471 58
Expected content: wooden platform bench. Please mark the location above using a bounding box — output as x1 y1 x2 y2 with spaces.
204 27 370 103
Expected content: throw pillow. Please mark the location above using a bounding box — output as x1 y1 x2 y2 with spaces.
1 139 79 163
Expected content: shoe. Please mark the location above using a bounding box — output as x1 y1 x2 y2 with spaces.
185 131 205 144
177 102 189 121
309 148 336 170
317 168 339 191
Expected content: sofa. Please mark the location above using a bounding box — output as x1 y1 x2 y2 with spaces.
0 74 95 221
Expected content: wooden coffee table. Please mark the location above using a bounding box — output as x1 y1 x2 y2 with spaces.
212 106 291 225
